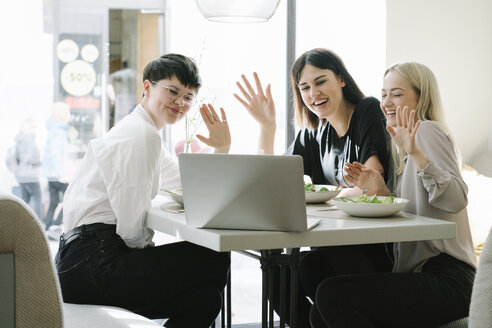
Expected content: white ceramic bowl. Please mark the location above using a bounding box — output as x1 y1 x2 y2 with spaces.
162 189 184 206
305 185 341 204
332 196 409 217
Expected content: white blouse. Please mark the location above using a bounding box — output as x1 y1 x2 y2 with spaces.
63 104 180 249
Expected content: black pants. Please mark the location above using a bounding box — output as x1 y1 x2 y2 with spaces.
18 181 43 221
45 181 68 230
310 253 475 328
55 224 231 328
271 243 393 328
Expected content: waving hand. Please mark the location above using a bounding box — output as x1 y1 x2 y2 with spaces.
196 103 231 154
386 106 421 155
234 72 276 129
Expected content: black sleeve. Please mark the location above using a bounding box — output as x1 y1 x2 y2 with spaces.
285 129 319 178
354 97 392 181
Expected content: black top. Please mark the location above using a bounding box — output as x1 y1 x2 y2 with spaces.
286 97 393 187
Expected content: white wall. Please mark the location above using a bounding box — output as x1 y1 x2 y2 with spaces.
386 0 492 164
296 0 386 100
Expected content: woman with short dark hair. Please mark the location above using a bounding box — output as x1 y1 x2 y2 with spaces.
56 53 231 327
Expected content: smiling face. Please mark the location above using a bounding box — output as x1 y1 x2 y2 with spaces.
142 76 196 129
298 64 346 120
380 70 419 128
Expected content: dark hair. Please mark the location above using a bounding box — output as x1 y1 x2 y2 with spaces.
291 48 364 129
143 53 201 90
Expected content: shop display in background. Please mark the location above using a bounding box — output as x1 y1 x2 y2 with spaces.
56 33 103 159
107 62 137 126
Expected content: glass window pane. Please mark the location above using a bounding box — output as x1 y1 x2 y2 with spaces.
296 0 386 99
166 0 287 155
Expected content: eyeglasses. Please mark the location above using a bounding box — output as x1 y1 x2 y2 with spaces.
151 81 197 107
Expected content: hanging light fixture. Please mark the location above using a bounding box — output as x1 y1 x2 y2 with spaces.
195 0 281 23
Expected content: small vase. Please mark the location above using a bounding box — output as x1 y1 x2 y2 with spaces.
175 139 201 155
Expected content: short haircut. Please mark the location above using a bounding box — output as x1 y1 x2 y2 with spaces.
291 48 364 129
143 53 201 91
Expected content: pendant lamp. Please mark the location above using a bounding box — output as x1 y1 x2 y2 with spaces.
195 0 281 23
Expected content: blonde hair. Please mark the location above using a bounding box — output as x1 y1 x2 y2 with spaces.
385 62 460 174
51 101 71 124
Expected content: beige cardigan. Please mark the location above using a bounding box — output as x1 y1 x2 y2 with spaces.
393 121 477 272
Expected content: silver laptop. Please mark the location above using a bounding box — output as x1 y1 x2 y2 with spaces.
178 153 320 232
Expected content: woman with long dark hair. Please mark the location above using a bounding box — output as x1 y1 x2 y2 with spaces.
235 48 394 327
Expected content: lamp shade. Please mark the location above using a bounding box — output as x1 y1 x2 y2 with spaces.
195 0 281 23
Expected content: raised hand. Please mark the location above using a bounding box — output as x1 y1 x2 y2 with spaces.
386 106 421 156
344 162 390 196
196 103 231 154
234 72 276 129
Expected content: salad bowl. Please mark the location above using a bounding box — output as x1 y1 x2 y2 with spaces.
332 195 409 217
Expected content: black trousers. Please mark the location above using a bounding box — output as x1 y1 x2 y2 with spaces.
45 181 68 230
271 243 393 328
55 225 231 328
310 252 475 328
18 181 43 221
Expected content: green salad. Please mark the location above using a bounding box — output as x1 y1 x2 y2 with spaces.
304 183 329 192
337 195 396 204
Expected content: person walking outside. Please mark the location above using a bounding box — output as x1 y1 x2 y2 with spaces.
42 101 71 232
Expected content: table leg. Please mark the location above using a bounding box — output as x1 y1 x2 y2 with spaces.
227 268 231 328
269 261 274 328
221 299 224 328
279 263 287 328
289 248 300 328
242 249 302 328
260 250 269 328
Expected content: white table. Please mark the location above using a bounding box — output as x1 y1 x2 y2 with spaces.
146 196 457 327
147 197 456 251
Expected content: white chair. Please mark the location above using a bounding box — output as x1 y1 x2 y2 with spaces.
0 194 161 328
471 150 492 178
438 226 492 328
468 226 492 328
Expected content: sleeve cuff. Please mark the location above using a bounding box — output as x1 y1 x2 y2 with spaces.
416 159 431 174
417 160 442 185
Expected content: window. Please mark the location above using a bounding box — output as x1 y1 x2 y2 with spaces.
0 0 385 325
166 0 287 155
296 0 386 103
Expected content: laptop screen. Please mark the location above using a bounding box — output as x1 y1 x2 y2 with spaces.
178 153 309 231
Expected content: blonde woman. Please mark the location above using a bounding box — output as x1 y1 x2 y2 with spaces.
310 62 477 327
